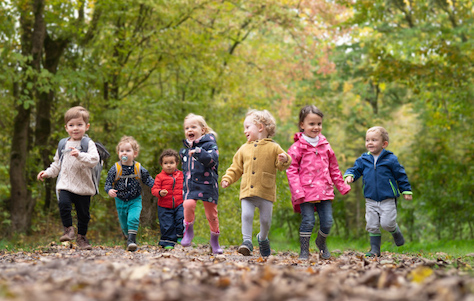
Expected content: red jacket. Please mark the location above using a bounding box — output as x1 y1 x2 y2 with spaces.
151 169 184 209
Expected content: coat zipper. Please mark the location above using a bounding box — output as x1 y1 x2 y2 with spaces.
171 173 176 209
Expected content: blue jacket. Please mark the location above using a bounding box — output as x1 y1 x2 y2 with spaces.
180 134 219 204
344 149 411 202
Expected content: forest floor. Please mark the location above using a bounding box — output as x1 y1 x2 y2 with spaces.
0 242 473 301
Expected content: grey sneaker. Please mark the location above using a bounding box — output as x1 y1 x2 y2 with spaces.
237 240 253 256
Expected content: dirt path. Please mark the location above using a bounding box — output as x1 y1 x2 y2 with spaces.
0 242 473 301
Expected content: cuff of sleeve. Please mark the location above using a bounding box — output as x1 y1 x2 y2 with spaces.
402 191 412 195
343 174 353 180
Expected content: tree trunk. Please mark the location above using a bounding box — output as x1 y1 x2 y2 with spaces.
139 183 158 230
9 0 46 233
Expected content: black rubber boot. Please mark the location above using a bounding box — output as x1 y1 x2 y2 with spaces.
366 235 381 257
391 225 405 246
299 235 311 259
315 230 331 259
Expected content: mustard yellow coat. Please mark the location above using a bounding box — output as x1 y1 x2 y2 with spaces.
221 138 292 202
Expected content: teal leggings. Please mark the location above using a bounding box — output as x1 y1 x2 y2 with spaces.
115 196 142 235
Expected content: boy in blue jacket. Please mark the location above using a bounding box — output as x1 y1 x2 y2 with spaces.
344 126 412 257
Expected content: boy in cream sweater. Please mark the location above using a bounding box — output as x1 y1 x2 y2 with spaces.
37 106 100 250
221 109 291 257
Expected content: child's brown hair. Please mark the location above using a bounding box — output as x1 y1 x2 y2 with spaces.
64 106 90 124
159 149 180 165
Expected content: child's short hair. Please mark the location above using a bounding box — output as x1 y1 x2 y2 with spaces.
184 113 218 138
298 105 324 131
159 149 179 165
367 126 389 143
64 106 90 124
246 109 276 138
116 136 140 155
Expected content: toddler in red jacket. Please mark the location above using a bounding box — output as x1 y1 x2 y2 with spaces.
151 149 184 249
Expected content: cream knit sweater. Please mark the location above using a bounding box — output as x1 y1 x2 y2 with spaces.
45 139 100 196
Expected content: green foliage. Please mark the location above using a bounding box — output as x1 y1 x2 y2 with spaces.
1 0 472 248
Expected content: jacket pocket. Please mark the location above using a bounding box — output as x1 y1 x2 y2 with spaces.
262 172 275 189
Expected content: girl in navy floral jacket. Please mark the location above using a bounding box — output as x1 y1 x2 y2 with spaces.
179 113 222 254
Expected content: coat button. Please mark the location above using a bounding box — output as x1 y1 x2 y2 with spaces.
254 144 257 147
251 185 254 188
252 171 255 174
253 157 256 160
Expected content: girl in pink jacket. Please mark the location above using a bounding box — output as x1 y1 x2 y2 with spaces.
286 105 351 260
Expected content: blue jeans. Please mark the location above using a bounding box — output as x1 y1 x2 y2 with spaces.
158 204 184 247
115 196 142 235
299 201 333 235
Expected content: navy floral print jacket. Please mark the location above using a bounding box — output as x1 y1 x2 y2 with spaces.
180 134 219 204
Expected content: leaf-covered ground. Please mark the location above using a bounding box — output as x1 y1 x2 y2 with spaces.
0 242 473 301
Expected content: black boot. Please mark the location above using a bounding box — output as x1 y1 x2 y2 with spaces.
127 233 137 252
366 235 381 257
315 230 331 259
299 234 311 259
391 225 405 246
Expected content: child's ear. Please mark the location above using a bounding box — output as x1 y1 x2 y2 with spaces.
258 123 265 132
86 123 90 131
383 141 389 148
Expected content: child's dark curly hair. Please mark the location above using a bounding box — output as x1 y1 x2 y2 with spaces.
159 149 180 165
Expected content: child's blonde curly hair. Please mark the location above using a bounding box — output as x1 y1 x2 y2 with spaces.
116 136 140 155
246 109 276 138
367 126 389 143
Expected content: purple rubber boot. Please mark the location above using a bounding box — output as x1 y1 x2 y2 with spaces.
210 231 223 254
181 221 194 247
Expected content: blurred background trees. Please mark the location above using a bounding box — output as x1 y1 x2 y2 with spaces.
0 0 472 245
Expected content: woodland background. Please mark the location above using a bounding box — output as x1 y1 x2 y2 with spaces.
0 0 472 247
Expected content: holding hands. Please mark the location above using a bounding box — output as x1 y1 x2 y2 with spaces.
278 153 288 163
344 176 354 185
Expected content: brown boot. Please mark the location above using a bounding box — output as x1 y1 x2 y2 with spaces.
76 234 92 250
59 226 75 242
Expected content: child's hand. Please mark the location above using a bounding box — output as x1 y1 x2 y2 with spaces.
403 194 412 201
277 153 288 163
221 181 229 188
37 171 47 181
160 189 168 197
69 147 79 157
108 189 118 198
344 176 354 185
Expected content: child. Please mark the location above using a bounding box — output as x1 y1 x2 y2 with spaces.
180 113 223 254
37 106 100 250
344 126 412 257
104 136 155 252
151 149 184 249
286 105 351 260
221 109 292 257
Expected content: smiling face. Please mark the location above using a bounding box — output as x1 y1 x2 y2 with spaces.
243 115 264 142
118 142 137 165
365 131 388 156
65 117 90 141
184 117 205 142
300 113 323 138
161 155 178 174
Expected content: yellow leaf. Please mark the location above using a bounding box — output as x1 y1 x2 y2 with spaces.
408 266 433 283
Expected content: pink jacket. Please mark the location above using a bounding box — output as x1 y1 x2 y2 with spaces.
286 132 350 213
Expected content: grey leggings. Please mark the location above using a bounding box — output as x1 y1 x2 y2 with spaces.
241 197 273 242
